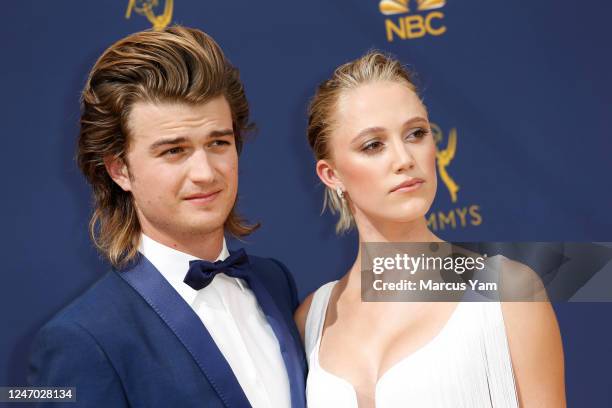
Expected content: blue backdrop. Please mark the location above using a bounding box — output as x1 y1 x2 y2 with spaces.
1 0 611 406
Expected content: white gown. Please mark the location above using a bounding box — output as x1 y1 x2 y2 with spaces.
304 281 519 407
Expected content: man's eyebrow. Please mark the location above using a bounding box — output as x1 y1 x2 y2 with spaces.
148 129 234 152
209 129 234 138
149 137 187 151
350 117 429 144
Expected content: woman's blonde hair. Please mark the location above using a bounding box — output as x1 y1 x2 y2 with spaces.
306 51 418 234
77 26 258 268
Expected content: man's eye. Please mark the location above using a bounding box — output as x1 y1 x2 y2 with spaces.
210 140 231 147
162 147 184 156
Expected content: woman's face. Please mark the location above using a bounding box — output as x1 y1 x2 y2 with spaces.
319 80 437 227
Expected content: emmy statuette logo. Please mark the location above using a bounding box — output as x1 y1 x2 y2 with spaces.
125 0 174 31
432 123 459 203
428 123 483 232
379 0 447 42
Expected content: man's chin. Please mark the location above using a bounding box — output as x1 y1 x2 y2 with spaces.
181 221 226 235
162 212 222 233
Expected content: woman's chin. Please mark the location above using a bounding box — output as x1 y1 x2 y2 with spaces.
374 210 430 226
394 202 431 220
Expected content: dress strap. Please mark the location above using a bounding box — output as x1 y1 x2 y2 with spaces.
304 281 337 360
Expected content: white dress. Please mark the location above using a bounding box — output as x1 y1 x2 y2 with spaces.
304 281 519 407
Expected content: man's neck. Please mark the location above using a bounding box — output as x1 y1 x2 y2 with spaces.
140 228 225 261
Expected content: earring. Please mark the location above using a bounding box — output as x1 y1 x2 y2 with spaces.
336 187 345 199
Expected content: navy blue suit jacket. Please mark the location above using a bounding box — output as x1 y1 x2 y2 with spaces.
28 253 307 408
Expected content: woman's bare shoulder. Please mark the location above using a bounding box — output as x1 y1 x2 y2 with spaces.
498 270 566 407
488 255 548 301
294 292 315 343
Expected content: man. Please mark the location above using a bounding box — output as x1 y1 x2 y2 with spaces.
28 26 306 408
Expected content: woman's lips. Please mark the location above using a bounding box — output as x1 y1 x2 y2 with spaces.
390 179 425 193
184 190 221 203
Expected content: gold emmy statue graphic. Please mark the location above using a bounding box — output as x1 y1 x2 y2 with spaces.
432 124 460 203
379 0 445 16
125 0 173 31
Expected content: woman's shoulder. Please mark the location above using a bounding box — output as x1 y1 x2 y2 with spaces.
493 255 566 406
294 280 338 342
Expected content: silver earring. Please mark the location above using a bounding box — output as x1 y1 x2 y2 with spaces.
336 187 345 199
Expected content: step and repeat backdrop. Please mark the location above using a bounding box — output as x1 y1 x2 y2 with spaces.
1 0 611 405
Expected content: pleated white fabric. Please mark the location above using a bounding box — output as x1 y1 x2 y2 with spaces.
305 281 519 408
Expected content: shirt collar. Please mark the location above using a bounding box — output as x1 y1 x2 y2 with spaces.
138 233 244 305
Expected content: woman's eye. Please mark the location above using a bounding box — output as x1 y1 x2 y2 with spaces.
362 141 383 152
406 128 428 141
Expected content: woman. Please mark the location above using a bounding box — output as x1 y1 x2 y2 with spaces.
295 51 565 407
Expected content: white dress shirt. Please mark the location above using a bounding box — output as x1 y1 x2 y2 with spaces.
138 234 291 408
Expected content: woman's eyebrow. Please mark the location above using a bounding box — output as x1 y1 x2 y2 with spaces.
351 126 386 144
351 116 429 144
402 116 429 128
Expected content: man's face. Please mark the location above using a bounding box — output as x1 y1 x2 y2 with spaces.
107 97 238 244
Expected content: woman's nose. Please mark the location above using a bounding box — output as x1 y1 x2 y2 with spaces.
391 140 415 173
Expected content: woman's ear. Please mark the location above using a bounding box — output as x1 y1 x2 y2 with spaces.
316 159 344 191
104 155 132 192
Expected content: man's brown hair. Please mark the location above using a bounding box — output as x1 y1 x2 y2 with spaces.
77 25 258 268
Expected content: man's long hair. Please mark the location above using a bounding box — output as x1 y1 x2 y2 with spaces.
77 26 258 268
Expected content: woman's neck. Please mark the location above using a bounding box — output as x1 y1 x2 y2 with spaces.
358 215 439 243
343 216 442 292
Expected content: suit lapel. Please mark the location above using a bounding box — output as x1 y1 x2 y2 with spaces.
246 261 307 408
118 255 250 408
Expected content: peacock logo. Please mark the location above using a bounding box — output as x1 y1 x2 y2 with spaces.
379 0 446 15
379 0 445 15
379 0 447 42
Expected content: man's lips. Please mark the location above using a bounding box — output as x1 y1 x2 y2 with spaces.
390 178 425 193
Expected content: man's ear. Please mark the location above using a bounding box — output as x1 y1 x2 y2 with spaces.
316 159 344 191
103 155 132 192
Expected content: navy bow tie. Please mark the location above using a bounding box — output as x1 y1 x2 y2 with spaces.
184 248 251 290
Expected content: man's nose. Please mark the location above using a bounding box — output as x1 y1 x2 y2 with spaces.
188 151 216 183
